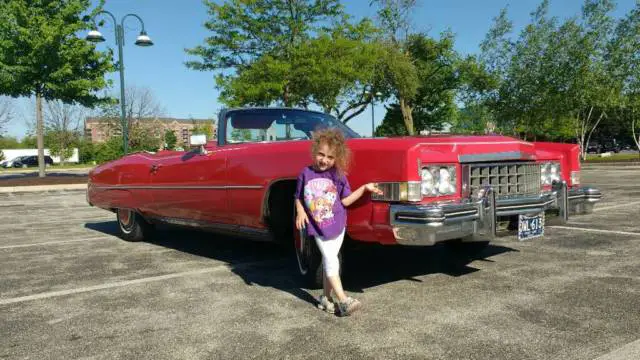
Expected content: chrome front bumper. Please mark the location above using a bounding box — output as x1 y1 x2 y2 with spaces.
389 182 602 246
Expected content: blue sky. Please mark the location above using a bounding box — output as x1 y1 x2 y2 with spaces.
5 0 636 139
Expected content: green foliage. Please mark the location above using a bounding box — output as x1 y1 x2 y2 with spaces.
379 42 419 104
451 105 493 135
0 0 113 104
374 32 462 135
187 0 381 121
376 103 451 137
76 137 95 164
186 0 344 74
163 129 177 150
471 0 634 149
0 135 22 149
21 136 38 148
94 136 124 164
230 128 252 142
128 122 162 152
191 121 214 140
46 130 78 163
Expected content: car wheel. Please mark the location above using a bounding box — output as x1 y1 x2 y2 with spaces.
294 228 323 289
444 239 489 256
116 208 153 242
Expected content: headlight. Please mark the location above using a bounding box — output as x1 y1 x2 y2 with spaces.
570 170 580 185
421 165 457 196
372 182 422 202
540 162 561 185
420 168 434 195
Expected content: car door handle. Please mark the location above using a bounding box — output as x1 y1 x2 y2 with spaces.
150 164 161 173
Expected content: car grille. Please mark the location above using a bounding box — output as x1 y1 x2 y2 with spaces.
466 163 541 198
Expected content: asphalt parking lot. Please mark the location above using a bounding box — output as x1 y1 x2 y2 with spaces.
1 166 639 359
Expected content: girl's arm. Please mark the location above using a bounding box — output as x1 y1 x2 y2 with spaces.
295 199 309 230
341 183 382 207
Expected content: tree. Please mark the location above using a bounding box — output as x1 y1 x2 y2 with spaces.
99 85 165 133
0 136 22 149
0 0 113 177
44 100 85 165
186 0 379 116
163 129 177 150
0 96 13 134
191 120 215 141
609 1 640 152
220 21 383 123
477 0 623 151
76 136 95 164
94 135 124 163
560 0 621 158
98 85 165 149
371 0 422 134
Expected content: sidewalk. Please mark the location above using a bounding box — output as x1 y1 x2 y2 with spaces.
0 183 87 193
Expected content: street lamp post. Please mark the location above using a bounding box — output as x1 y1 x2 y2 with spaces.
365 90 382 137
86 11 153 155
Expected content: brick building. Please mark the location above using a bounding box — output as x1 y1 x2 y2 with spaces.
84 117 217 146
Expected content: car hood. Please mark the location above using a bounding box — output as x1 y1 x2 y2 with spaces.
347 135 537 163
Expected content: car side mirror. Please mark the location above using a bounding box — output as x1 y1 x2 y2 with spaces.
190 134 208 155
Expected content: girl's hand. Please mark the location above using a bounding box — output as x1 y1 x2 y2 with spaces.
295 212 309 230
365 183 383 195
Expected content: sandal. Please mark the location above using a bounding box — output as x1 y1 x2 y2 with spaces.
317 295 336 314
337 297 361 316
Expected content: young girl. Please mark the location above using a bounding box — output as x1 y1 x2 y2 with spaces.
294 128 382 316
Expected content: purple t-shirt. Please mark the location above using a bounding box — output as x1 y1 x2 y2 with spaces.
295 166 352 239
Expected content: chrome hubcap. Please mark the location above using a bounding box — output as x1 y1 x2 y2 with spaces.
295 232 310 275
118 209 134 233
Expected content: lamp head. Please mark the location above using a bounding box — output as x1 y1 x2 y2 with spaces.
135 30 153 47
86 29 105 43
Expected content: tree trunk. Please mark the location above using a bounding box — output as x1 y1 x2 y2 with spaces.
399 97 414 135
36 93 45 178
632 116 640 158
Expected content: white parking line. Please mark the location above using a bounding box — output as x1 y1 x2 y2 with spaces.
0 260 279 306
594 338 640 360
594 201 640 212
548 226 640 237
0 237 112 250
0 217 111 229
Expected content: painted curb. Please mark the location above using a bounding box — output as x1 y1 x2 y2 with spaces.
0 167 93 174
0 183 87 193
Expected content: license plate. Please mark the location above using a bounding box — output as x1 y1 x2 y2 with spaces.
518 213 545 241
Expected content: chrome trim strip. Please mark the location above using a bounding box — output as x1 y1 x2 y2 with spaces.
389 184 602 246
497 198 555 211
92 185 263 190
459 151 535 163
146 215 274 242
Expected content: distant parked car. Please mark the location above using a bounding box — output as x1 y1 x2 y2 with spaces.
586 139 621 154
1 156 24 168
12 155 54 168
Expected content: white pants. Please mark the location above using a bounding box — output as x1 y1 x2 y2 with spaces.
314 228 345 277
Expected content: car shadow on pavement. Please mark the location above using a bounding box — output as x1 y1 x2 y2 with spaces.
85 221 517 308
341 243 516 293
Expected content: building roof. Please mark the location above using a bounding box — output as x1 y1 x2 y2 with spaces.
85 117 213 124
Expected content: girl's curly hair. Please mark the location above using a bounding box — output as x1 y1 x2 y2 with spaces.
311 128 351 175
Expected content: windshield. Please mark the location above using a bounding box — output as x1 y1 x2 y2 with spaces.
222 108 359 144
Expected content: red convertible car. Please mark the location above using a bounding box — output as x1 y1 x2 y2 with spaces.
87 108 602 286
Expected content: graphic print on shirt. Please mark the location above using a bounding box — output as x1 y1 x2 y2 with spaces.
304 178 338 229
